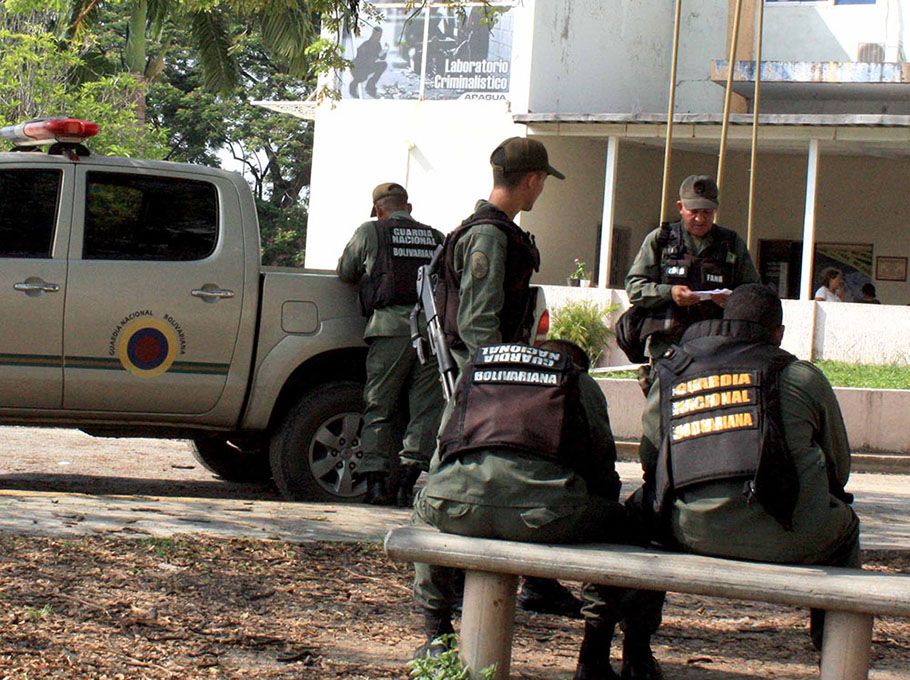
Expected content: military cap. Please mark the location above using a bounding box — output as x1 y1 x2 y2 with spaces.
371 182 408 217
490 137 565 180
679 175 719 210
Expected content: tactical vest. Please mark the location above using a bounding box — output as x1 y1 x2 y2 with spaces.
359 217 442 316
439 344 585 465
639 222 738 343
653 320 799 529
436 206 541 348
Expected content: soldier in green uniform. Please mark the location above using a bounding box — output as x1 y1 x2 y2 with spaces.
337 183 444 505
434 137 586 617
625 175 760 360
636 283 860 652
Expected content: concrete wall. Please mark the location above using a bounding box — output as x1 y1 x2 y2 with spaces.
305 100 523 269
763 1 908 63
599 378 910 453
544 283 910 366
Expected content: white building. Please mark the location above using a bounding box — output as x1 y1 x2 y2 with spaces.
260 0 910 307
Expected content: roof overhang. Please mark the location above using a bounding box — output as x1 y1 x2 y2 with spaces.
513 112 910 159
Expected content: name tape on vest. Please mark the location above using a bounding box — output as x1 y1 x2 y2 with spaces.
671 372 754 398
392 246 436 259
476 344 561 368
473 369 559 386
392 228 437 247
671 388 754 418
671 409 757 442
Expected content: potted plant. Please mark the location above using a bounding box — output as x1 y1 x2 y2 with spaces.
568 258 592 287
548 299 618 367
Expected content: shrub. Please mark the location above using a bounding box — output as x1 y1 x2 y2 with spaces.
548 299 618 367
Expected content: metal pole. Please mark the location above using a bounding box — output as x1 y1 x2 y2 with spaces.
598 136 619 288
746 0 765 253
717 0 745 202
799 139 820 301
659 0 684 224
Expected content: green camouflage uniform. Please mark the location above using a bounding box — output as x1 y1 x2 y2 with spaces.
625 222 760 357
448 199 515 372
640 360 859 565
413 372 624 611
337 211 444 473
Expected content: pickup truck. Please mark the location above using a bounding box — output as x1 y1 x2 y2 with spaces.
0 139 374 503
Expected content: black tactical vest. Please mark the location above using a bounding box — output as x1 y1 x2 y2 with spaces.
437 206 541 348
359 217 442 316
653 320 799 529
639 222 738 343
439 344 585 465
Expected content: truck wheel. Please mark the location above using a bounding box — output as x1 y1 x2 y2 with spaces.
191 435 272 483
270 381 369 502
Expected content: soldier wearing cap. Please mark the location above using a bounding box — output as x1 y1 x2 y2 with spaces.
436 136 562 370
625 175 760 359
337 182 445 505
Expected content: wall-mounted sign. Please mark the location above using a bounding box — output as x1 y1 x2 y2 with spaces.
340 2 517 101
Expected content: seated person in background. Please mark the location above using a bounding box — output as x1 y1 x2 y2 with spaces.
636 283 860 652
858 282 881 304
411 340 662 679
814 268 845 302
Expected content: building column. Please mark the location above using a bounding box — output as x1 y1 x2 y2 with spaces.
799 138 820 301
598 136 619 289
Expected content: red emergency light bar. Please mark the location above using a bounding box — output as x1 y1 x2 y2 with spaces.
1 118 99 147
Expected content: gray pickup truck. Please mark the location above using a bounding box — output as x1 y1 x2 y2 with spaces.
0 148 375 502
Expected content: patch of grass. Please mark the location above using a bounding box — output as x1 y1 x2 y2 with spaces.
814 361 910 389
138 536 184 558
408 635 495 679
24 604 53 620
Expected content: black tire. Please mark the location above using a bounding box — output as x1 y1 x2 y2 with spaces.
270 381 370 502
191 434 272 483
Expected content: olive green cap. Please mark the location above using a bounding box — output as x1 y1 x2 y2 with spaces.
679 175 719 210
490 137 565 180
371 182 408 217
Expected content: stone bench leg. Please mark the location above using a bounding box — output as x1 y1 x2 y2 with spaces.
820 610 874 680
459 570 519 680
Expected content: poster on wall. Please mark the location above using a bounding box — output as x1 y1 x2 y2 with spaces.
339 2 516 101
813 242 873 302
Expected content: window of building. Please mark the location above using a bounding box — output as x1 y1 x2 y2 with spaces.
340 1 517 101
0 169 61 258
83 172 218 261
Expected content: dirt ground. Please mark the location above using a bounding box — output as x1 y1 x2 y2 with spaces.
0 427 908 679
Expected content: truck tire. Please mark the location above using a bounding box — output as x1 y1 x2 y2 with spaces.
191 435 272 483
270 381 369 502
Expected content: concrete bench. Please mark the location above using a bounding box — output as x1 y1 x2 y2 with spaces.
384 526 910 680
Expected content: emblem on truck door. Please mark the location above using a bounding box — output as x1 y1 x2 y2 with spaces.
117 318 179 378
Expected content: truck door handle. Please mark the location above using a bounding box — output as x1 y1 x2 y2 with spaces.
14 281 60 293
191 287 235 300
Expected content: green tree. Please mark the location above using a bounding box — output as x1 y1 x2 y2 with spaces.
0 10 167 157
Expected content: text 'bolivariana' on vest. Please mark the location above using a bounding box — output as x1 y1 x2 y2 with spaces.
671 389 753 417
477 344 560 368
474 369 559 385
671 372 753 397
672 410 756 442
392 247 436 259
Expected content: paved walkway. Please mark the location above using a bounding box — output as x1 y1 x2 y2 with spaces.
1 461 907 550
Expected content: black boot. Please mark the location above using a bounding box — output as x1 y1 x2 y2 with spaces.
518 577 583 619
363 471 394 505
396 465 422 507
413 608 454 659
620 635 662 680
574 622 620 680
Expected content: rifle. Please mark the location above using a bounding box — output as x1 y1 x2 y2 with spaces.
410 245 459 400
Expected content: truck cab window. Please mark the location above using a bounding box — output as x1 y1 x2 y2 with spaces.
0 169 61 258
83 172 218 261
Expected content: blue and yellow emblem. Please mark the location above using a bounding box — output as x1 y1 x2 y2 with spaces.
117 318 178 377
